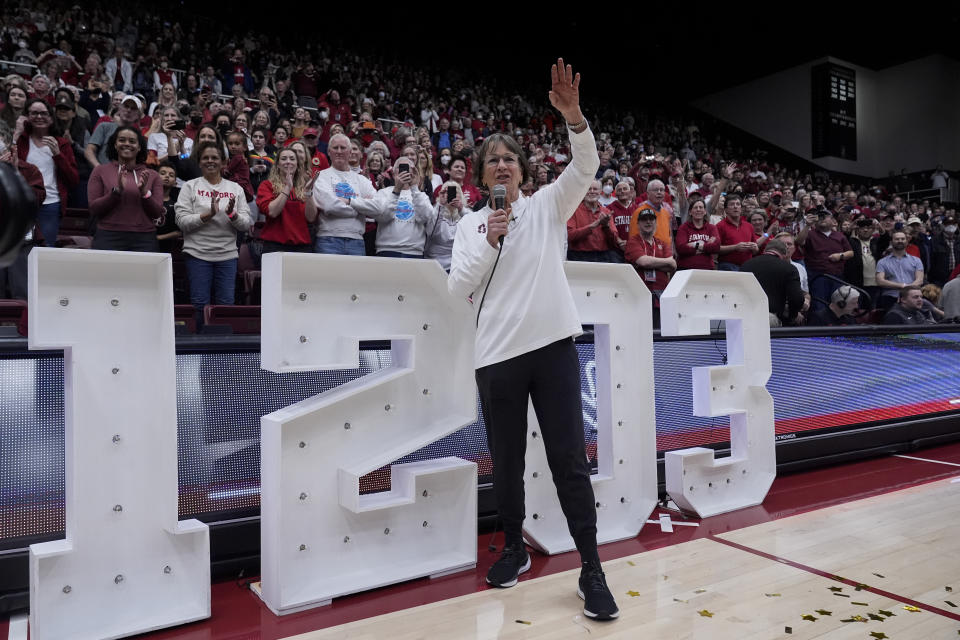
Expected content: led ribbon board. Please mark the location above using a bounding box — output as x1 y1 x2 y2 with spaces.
27 248 210 640
659 270 776 517
522 262 658 554
258 254 477 615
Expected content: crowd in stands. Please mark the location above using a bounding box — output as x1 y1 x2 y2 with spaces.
1 2 958 331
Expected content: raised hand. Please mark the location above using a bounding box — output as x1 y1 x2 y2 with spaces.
548 57 582 122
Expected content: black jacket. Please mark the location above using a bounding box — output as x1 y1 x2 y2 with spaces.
929 231 960 285
844 233 881 287
740 253 805 323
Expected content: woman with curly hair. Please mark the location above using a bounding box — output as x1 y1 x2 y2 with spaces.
88 125 164 251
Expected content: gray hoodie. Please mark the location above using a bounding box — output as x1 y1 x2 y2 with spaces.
372 186 435 255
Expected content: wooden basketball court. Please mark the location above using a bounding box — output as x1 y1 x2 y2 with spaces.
287 476 960 639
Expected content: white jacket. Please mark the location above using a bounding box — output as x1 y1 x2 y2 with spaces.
448 125 600 368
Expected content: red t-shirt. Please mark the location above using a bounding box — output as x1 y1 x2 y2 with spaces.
608 199 639 241
625 234 671 294
566 203 620 253
256 180 311 245
717 216 757 266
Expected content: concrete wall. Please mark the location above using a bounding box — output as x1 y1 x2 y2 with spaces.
691 55 960 179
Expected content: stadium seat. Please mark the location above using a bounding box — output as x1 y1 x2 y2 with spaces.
203 305 261 334
0 299 27 336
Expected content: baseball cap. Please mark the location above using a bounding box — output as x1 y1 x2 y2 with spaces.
855 217 874 228
302 127 319 137
55 93 75 109
121 94 143 111
906 216 923 226
637 209 657 219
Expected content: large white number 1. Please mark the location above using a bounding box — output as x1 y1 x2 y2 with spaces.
257 254 478 615
27 249 210 640
659 270 776 517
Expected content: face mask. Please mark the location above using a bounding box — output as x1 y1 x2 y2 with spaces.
946 225 958 234
602 184 613 195
378 91 385 99
440 155 450 165
319 110 328 119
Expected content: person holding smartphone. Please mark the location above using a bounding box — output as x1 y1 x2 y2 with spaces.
147 106 192 166
447 58 618 622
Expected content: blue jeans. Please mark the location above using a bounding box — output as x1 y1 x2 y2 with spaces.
717 261 740 272
36 202 61 246
315 236 365 256
808 270 841 311
184 255 237 327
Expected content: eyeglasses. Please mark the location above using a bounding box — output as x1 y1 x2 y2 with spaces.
28 110 50 117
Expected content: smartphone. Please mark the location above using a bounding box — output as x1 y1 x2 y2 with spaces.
399 163 410 174
173 119 186 130
447 185 456 202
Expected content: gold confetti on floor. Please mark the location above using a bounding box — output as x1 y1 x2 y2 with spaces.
946 585 953 592
872 573 885 578
626 590 640 597
904 605 922 612
697 609 714 618
855 583 870 590
814 609 832 615
673 597 688 604
878 610 895 617
801 614 817 622
694 588 706 594
852 601 869 606
764 593 781 597
946 600 958 607
829 586 844 592
868 613 885 622
515 619 532 625
626 560 636 567
868 632 889 639
833 593 851 598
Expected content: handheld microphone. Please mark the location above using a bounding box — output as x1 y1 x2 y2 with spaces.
493 184 506 246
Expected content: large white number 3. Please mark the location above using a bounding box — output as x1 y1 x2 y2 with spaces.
522 263 658 554
257 254 477 615
659 270 776 518
27 249 210 640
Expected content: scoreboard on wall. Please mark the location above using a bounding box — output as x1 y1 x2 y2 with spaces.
811 62 857 161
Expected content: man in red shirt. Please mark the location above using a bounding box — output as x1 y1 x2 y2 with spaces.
301 127 330 175
626 210 676 325
608 180 637 242
567 180 624 262
716 194 759 271
797 211 853 310
628 179 673 253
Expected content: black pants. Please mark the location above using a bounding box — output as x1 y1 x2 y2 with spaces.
92 229 159 252
476 337 598 562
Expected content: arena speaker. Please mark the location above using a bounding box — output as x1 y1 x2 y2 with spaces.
522 262 658 554
27 248 210 639
256 253 477 615
659 270 776 518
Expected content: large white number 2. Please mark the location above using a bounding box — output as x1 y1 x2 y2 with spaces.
27 248 209 640
659 270 776 517
522 263 658 554
257 254 478 615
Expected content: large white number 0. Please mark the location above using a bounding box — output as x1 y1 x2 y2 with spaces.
522 263 658 554
257 254 477 615
27 249 209 639
659 270 776 517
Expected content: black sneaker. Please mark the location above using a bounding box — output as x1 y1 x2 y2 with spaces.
485 543 531 588
577 561 619 620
